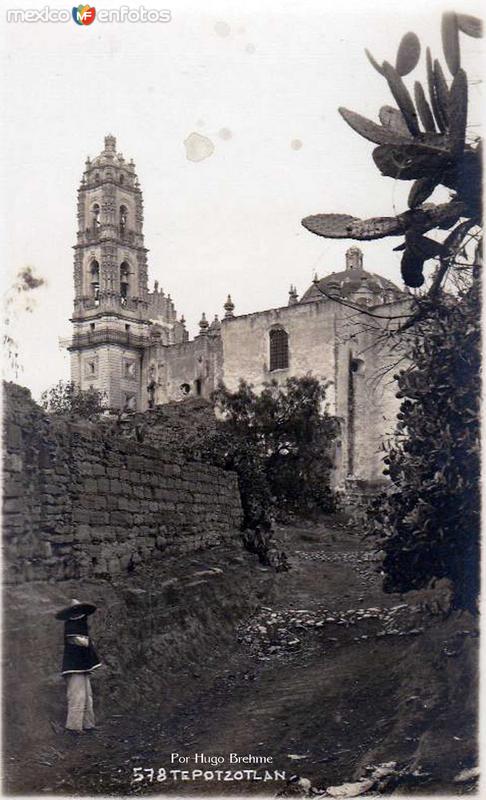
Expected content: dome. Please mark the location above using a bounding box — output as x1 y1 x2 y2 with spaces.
81 135 137 187
300 247 402 303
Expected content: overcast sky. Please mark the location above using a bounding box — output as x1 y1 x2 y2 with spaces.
1 0 483 400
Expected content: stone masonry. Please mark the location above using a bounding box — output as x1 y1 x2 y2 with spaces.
3 383 243 584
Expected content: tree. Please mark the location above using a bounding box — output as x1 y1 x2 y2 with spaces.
367 281 480 612
41 380 107 419
302 12 482 298
185 376 339 528
184 376 338 570
216 376 339 511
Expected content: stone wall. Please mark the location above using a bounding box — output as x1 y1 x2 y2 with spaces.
70 318 150 409
219 296 408 486
220 299 339 414
144 333 223 406
333 298 410 483
102 397 218 451
2 382 243 584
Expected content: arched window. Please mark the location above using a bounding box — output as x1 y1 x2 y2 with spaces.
90 260 100 306
269 328 289 371
119 173 124 185
119 205 128 234
120 261 130 305
92 203 100 234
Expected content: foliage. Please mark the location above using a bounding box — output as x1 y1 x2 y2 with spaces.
3 266 46 379
302 11 482 290
300 10 481 612
366 281 480 612
185 376 339 531
216 376 339 515
41 380 107 419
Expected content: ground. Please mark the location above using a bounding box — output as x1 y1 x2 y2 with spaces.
4 515 478 797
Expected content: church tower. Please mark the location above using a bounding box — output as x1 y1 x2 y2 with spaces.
69 135 152 410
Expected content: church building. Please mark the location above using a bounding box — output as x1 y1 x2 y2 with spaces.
68 136 410 490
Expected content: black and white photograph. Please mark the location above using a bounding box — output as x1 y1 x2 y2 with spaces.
1 0 482 796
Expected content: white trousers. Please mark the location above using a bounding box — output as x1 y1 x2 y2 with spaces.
65 673 96 731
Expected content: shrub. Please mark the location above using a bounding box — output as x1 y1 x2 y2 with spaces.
184 425 273 531
367 282 480 612
40 380 107 419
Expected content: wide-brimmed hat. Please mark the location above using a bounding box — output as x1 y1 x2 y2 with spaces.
55 599 97 621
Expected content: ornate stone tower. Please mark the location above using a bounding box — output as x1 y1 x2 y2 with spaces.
69 135 154 409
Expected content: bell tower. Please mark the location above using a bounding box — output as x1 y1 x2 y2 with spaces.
69 135 151 409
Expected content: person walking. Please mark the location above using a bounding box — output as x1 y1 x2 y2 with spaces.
55 599 102 734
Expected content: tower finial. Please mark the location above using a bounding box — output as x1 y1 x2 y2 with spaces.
210 314 221 334
346 246 363 271
288 284 298 306
104 134 117 152
199 312 209 334
224 294 235 318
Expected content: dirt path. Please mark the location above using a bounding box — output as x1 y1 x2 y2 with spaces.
6 516 477 796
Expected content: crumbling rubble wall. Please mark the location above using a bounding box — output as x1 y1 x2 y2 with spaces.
101 396 218 452
2 382 243 584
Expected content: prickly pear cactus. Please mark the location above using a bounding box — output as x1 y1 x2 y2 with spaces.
302 12 483 290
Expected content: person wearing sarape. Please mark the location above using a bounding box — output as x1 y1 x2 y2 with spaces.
55 599 102 733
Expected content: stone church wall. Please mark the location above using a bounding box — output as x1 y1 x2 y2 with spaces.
2 382 243 585
220 299 338 412
219 295 408 487
333 298 410 485
70 332 146 410
144 334 223 405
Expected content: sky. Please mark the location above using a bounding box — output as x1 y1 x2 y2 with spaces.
1 0 483 400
